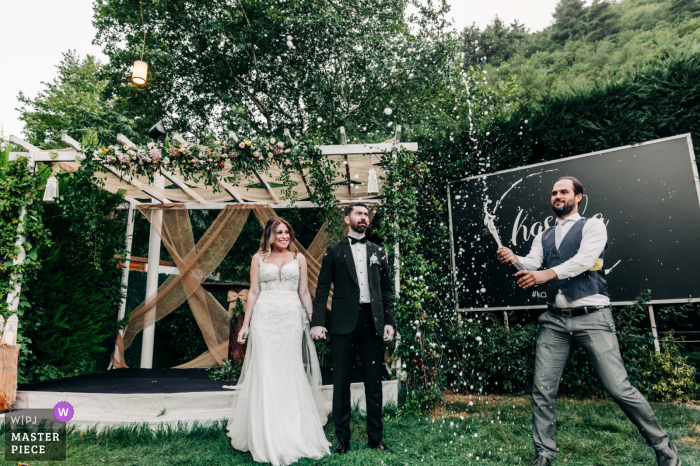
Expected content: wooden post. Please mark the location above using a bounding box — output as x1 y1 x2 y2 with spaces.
503 311 509 330
4 152 36 313
109 200 136 370
648 305 661 353
140 174 164 368
392 126 402 379
340 127 352 197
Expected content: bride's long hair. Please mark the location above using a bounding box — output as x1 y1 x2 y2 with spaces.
258 217 299 258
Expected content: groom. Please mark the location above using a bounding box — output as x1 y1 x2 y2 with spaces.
310 202 395 455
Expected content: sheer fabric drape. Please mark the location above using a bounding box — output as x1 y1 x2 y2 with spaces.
110 204 375 369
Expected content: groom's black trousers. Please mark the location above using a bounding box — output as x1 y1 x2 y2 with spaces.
330 303 384 444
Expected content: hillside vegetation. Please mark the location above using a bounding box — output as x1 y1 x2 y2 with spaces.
462 0 700 95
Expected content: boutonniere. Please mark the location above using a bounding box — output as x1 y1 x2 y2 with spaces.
370 253 379 267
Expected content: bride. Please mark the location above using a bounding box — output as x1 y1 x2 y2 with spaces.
227 217 331 465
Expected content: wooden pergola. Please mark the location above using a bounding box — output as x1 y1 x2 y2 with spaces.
7 127 416 370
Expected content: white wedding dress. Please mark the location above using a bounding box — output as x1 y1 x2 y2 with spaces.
226 255 331 465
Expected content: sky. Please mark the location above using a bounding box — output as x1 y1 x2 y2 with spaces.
0 0 560 141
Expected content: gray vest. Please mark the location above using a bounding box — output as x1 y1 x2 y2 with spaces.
542 218 609 305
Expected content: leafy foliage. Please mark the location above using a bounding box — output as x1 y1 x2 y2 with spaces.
22 154 127 381
385 51 700 405
377 146 454 412
207 359 243 382
92 0 461 141
0 149 52 382
640 334 697 402
17 51 141 149
463 0 700 96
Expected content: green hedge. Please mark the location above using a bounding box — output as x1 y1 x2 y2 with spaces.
23 175 125 382
401 50 700 402
445 293 697 402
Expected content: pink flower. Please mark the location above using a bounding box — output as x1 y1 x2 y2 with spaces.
118 153 130 163
284 148 291 153
149 148 162 161
253 151 260 157
239 142 245 149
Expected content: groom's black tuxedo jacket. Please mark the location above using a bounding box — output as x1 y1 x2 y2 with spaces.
311 238 395 336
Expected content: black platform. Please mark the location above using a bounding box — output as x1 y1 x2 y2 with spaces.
17 367 390 394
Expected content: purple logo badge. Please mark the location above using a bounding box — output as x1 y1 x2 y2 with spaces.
53 401 74 422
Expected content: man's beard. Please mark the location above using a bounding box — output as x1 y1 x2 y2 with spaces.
551 199 575 217
352 222 368 233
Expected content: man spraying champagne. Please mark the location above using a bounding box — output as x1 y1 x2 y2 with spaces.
495 176 680 466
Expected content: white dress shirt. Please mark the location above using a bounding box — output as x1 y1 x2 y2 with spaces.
517 213 611 308
348 234 371 304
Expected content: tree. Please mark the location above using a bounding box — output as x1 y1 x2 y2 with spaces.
551 0 586 42
583 0 620 42
93 0 460 141
462 17 527 68
669 0 700 20
17 51 142 149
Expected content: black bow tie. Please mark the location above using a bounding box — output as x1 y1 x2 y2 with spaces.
348 236 367 245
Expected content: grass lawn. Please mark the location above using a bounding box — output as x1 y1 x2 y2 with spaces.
2 395 698 465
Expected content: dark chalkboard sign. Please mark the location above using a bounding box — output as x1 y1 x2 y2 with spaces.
447 134 700 311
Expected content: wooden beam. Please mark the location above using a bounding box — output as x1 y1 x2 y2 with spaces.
319 142 417 155
9 151 81 162
173 133 189 146
339 127 347 146
99 184 142 205
253 170 281 203
394 125 402 144
283 129 296 145
217 177 244 203
117 133 137 148
9 136 40 152
161 170 207 203
103 165 169 203
61 134 82 151
138 199 385 210
340 127 352 197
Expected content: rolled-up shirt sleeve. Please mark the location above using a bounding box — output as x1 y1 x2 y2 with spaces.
551 219 607 279
516 232 544 271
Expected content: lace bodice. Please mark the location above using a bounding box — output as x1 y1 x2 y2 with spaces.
259 256 300 292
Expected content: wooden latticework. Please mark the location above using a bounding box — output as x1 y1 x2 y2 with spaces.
9 128 417 208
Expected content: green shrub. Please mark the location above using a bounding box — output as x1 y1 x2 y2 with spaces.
207 359 242 382
440 291 698 402
449 315 538 395
23 171 126 381
640 334 698 402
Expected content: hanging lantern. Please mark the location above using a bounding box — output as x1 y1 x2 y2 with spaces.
367 168 379 195
131 60 148 85
43 166 59 203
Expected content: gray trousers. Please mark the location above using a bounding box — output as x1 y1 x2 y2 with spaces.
532 308 670 460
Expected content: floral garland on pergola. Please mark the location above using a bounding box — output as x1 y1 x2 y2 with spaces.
96 136 292 187
89 134 344 238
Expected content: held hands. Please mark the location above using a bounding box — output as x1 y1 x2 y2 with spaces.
515 270 557 289
496 247 516 264
383 325 395 342
237 325 249 344
310 326 328 340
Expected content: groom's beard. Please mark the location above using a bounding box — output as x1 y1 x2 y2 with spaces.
351 222 367 234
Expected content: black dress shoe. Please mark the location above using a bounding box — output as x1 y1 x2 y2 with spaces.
368 440 392 453
531 455 551 466
332 441 350 455
656 439 681 466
